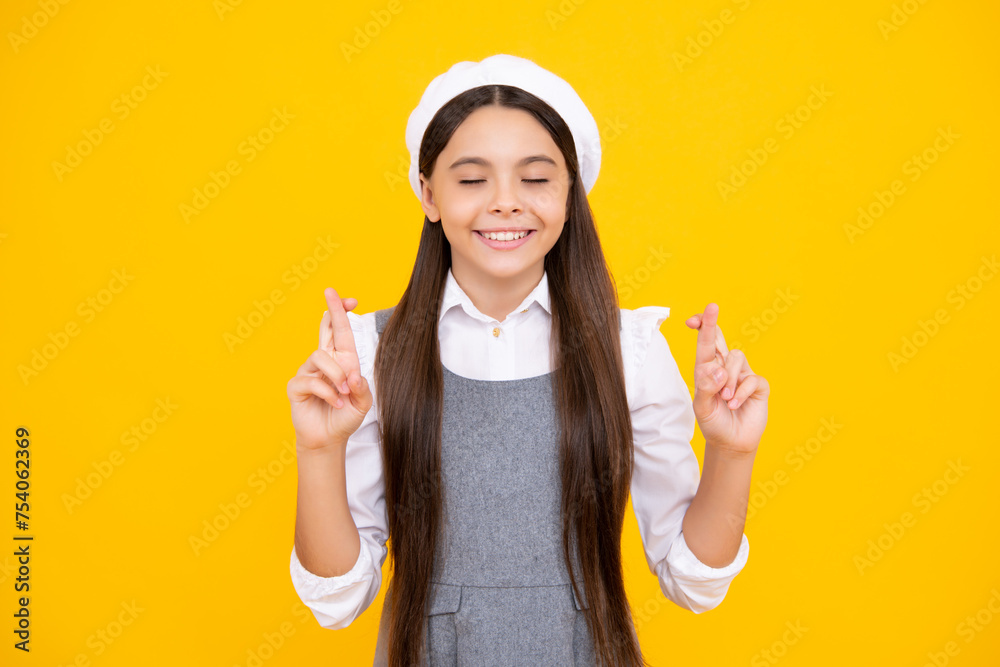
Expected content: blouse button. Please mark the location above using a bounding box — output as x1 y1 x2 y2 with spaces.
492 327 500 337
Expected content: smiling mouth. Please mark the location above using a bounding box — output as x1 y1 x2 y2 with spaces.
475 230 533 240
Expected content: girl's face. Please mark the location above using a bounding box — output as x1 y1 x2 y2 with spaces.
419 105 571 288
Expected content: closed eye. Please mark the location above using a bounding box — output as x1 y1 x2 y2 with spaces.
458 179 549 185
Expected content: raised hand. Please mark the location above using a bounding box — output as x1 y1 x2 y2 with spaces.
286 287 374 452
684 303 769 456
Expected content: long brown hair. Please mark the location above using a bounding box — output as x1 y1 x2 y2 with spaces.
374 83 646 666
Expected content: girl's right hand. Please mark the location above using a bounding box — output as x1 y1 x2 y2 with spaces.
286 287 374 452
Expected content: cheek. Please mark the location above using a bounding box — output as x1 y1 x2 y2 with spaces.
447 199 482 223
437 191 479 223
529 188 568 221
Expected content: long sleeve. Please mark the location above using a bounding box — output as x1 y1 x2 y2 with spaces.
624 306 750 614
289 310 389 629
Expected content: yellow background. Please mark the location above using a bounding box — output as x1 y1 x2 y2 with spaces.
2 0 999 665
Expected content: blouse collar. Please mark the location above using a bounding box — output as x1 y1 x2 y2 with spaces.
440 267 552 323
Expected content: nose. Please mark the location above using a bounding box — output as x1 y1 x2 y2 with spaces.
488 176 523 217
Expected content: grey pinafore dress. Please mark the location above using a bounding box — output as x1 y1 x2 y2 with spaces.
370 305 617 666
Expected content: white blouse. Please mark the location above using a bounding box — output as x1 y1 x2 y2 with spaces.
290 268 750 630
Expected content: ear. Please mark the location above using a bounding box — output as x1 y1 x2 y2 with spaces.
419 173 441 223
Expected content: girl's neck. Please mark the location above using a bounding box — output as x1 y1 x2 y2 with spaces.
450 265 544 323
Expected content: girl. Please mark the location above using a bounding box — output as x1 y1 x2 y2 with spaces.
287 54 769 667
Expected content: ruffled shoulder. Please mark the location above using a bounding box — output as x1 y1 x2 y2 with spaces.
620 306 671 406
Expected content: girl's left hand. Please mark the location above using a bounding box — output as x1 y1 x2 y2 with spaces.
685 303 769 457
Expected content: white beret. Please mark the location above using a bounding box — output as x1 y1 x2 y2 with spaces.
404 53 602 201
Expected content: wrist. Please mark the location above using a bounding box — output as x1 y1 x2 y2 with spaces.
705 440 758 462
295 438 348 459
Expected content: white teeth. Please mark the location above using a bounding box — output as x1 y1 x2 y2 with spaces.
480 230 529 241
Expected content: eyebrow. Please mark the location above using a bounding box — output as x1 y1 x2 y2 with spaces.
448 155 558 169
